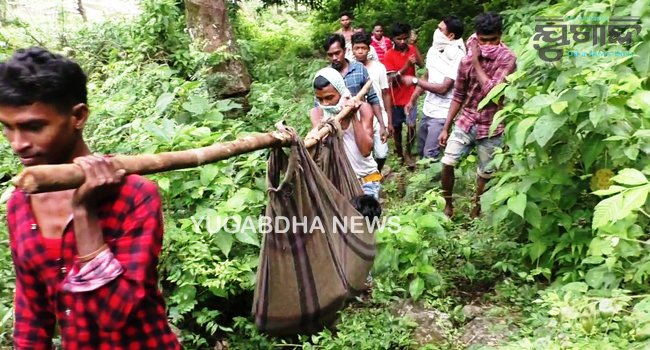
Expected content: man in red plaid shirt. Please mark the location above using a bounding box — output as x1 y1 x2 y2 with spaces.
438 12 517 218
0 47 181 349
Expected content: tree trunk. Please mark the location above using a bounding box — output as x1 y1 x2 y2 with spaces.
77 0 87 22
184 0 251 98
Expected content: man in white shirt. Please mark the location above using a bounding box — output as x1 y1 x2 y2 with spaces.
403 16 466 160
351 31 393 172
346 28 379 63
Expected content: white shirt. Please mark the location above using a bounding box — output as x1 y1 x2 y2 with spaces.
364 60 389 112
423 44 464 119
346 44 379 63
342 117 378 178
364 60 390 127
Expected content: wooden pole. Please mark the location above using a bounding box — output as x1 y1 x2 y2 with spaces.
12 80 373 193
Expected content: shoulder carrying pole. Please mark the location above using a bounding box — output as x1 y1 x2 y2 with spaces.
12 80 373 193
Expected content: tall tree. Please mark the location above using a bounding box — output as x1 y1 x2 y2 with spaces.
184 0 251 98
77 0 87 22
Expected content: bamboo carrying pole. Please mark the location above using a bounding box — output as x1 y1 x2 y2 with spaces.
12 80 373 193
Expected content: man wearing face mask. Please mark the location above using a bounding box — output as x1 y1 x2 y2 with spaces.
402 16 466 161
312 34 386 148
309 68 381 199
438 12 517 218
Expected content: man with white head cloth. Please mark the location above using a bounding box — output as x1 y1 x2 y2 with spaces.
402 15 466 160
309 67 381 200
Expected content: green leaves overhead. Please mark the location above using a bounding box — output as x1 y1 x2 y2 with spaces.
507 193 527 218
633 40 650 76
592 168 649 229
532 115 568 147
478 82 508 111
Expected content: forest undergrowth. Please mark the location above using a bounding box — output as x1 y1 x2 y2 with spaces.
0 0 648 349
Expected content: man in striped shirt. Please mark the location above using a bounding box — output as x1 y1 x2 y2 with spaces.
371 23 393 64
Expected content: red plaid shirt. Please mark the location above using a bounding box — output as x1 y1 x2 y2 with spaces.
452 36 516 139
7 175 181 350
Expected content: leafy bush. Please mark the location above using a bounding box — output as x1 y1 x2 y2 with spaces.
311 0 544 54
235 6 325 135
486 284 650 349
372 183 520 305
480 0 650 290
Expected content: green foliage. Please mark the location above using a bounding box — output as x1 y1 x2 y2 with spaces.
485 285 650 349
372 189 448 300
311 0 543 54
301 308 416 349
69 0 231 82
226 307 416 349
592 168 649 229
481 0 650 290
373 187 520 303
235 7 323 135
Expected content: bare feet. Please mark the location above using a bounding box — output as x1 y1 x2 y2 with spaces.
443 204 454 218
404 153 416 170
470 205 481 219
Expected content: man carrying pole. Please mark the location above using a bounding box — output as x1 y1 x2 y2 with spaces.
309 67 380 200
0 47 181 349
